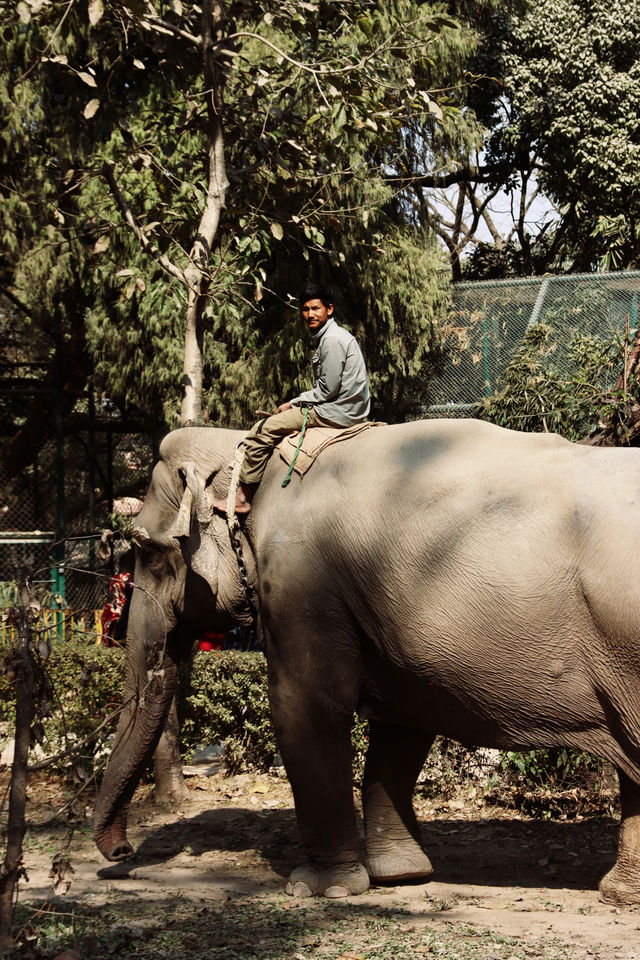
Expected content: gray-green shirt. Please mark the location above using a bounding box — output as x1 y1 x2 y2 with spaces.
290 318 370 427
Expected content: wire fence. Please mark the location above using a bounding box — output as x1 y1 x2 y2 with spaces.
422 270 640 416
1 350 154 617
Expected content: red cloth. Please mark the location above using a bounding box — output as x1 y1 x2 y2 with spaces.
100 572 131 646
198 631 224 651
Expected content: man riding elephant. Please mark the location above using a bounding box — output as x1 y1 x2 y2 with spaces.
213 282 370 515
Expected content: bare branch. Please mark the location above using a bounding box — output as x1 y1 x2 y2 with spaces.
0 286 34 319
101 162 188 287
138 14 201 46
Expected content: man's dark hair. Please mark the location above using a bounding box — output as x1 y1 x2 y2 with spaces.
300 283 333 309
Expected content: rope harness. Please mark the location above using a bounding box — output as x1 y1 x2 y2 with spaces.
281 404 310 487
226 441 258 624
225 405 310 620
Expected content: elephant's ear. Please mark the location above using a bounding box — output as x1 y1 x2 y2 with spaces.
173 461 220 596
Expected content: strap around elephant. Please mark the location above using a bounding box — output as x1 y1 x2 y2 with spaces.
282 405 310 488
224 440 258 625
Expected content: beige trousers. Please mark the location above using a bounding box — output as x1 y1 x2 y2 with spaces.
240 405 330 485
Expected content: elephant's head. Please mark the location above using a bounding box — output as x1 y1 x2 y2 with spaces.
94 427 255 861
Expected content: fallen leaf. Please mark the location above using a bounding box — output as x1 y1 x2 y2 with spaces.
49 855 75 896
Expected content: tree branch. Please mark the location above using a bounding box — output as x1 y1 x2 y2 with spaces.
0 286 34 320
101 162 188 287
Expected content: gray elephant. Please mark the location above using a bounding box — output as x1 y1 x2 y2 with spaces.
94 418 640 905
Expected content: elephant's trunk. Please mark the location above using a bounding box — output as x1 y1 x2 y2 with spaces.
94 647 179 861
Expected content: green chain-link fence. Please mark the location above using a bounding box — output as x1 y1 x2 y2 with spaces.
422 270 640 416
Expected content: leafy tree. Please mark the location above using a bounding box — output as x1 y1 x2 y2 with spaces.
1 0 485 440
418 0 640 277
494 0 640 272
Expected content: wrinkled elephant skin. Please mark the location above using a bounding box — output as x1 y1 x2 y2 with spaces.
94 419 640 905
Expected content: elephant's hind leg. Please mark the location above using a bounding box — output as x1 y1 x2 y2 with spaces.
600 770 640 906
362 721 434 884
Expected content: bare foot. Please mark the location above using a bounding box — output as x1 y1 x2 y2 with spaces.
212 486 253 515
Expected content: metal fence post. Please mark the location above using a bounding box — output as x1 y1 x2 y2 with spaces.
54 323 65 638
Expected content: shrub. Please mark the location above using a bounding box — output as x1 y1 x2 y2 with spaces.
418 738 497 799
180 650 371 775
0 640 125 781
497 747 606 792
180 651 277 773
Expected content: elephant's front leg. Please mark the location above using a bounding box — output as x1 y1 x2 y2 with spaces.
267 646 369 898
362 721 434 883
600 770 640 906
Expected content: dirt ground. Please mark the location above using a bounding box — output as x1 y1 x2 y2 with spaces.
7 768 640 959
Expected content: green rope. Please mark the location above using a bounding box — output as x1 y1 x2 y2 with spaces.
282 405 310 487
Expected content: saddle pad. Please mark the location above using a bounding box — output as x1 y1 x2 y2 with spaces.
278 421 385 478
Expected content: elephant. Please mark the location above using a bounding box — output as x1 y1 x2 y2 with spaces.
94 417 640 906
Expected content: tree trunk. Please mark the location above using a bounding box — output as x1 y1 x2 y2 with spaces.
0 576 37 952
180 0 229 426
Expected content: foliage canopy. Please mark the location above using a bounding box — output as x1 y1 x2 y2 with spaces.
1 0 487 439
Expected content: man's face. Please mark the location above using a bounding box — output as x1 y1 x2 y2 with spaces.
301 298 333 333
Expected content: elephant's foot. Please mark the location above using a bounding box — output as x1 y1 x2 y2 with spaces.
599 864 640 906
365 841 433 885
94 816 135 862
285 862 370 898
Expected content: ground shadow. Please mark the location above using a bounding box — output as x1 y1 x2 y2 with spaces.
97 806 618 893
15 891 478 960
422 816 617 891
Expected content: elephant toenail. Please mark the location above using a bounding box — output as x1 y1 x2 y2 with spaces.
290 881 312 898
324 885 349 898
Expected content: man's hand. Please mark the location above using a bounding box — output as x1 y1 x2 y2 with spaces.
275 401 292 415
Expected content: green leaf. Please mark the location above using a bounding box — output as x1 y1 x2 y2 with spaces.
84 98 100 119
88 0 104 26
270 222 283 241
121 0 146 14
357 14 374 38
17 2 31 24
78 71 97 87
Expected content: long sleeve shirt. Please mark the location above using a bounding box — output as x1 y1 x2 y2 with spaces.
290 317 371 427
